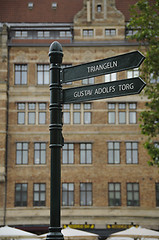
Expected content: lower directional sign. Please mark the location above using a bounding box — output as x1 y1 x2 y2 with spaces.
62 77 146 103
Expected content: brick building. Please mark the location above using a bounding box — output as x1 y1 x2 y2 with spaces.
0 0 159 238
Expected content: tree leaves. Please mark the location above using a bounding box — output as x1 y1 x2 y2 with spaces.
128 0 159 167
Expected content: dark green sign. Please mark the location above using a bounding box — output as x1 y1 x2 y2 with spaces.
63 77 146 103
61 51 145 83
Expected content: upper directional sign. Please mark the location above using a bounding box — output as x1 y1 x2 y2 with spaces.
63 77 146 104
62 51 145 83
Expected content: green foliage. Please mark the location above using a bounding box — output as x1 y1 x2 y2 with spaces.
128 0 159 166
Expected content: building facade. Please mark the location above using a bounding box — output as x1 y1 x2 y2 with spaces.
0 0 159 237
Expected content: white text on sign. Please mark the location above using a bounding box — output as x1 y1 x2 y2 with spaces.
87 61 118 73
73 82 134 98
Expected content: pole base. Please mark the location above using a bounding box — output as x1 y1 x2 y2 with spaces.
46 227 64 240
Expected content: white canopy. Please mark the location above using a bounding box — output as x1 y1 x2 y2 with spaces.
0 226 39 239
110 227 159 239
40 227 98 238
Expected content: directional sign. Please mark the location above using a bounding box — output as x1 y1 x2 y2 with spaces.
62 51 145 83
63 77 146 103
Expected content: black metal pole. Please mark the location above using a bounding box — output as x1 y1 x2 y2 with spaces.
46 41 64 240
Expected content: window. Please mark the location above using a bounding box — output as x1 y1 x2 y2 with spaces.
34 143 46 164
154 142 159 164
108 142 120 164
52 2 57 9
105 73 117 82
17 102 47 125
63 104 71 124
126 142 138 164
108 183 121 206
60 31 72 38
62 183 74 206
156 183 159 207
126 29 138 36
33 183 46 206
83 29 94 37
105 29 116 36
73 104 81 124
15 31 28 38
84 103 91 124
80 143 92 164
28 103 36 124
108 103 116 124
63 103 92 125
37 31 50 38
82 77 94 85
62 143 74 164
16 142 28 165
38 103 46 124
37 64 50 85
150 73 159 84
17 103 25 124
118 103 126 124
127 183 139 206
108 102 137 125
80 183 92 206
15 64 27 85
127 68 139 79
97 4 102 12
15 183 28 207
129 103 137 124
28 2 33 9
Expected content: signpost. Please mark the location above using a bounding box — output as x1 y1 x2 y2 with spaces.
61 51 145 83
47 41 145 240
63 77 146 103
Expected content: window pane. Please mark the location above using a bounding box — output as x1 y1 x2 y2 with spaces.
129 103 136 109
119 112 126 124
18 112 25 124
80 151 85 164
63 112 70 124
84 112 91 124
73 112 80 124
108 112 115 124
73 104 81 110
28 103 35 110
63 104 70 110
129 112 137 124
15 72 21 84
22 71 27 84
69 151 74 164
35 151 40 164
119 103 126 109
115 150 120 163
84 103 91 110
17 103 25 110
39 112 46 124
41 192 45 201
28 112 35 124
39 103 46 110
16 151 21 164
23 151 28 164
38 72 43 84
133 150 138 163
108 103 115 109
44 71 49 84
87 192 92 205
126 150 131 163
108 151 113 164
